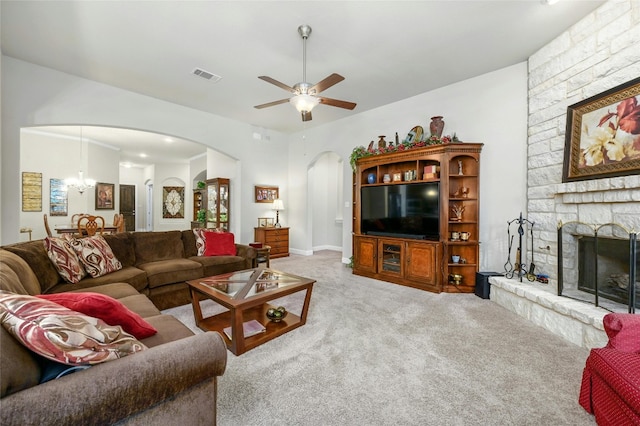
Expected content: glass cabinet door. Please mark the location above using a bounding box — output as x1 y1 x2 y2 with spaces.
219 181 229 230
380 242 402 275
206 178 230 231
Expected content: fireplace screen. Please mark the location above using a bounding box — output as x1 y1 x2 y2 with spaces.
558 221 638 312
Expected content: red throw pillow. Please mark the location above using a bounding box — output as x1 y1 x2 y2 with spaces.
37 293 157 339
204 232 236 256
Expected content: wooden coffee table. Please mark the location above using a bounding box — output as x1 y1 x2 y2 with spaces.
186 268 315 355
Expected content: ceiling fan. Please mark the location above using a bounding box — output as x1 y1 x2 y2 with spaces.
254 25 357 122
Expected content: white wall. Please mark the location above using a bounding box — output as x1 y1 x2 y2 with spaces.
309 152 343 251
288 62 529 269
1 57 289 245
20 129 120 240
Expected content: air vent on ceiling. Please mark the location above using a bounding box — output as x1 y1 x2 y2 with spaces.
192 68 222 83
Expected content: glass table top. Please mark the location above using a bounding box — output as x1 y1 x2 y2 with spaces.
198 269 309 300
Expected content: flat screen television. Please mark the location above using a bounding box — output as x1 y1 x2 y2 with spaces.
361 182 440 240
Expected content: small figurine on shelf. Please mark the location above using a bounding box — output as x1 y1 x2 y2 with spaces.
453 186 469 198
458 160 464 175
451 203 465 221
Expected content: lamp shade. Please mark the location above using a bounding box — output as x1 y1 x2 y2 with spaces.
289 94 320 113
272 199 284 211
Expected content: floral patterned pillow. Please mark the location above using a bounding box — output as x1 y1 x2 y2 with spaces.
70 235 122 278
193 228 224 256
0 291 146 365
193 228 207 256
43 237 87 284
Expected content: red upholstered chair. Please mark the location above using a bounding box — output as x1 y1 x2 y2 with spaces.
579 313 640 425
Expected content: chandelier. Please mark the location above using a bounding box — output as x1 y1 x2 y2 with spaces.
65 128 96 194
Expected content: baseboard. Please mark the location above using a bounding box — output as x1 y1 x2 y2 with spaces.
289 248 313 256
311 245 341 252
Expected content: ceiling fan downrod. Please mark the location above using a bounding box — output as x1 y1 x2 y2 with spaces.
298 25 312 89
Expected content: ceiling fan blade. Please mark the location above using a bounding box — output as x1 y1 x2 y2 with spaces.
301 111 312 122
254 99 290 109
310 73 345 94
258 76 296 93
318 96 357 110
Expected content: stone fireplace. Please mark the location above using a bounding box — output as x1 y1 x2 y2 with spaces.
489 176 640 349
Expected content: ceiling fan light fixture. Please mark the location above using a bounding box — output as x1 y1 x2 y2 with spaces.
290 94 320 113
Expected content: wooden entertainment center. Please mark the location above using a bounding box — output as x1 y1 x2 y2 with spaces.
352 143 483 293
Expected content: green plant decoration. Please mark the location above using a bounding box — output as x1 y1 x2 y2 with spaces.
350 135 452 172
197 209 207 223
197 181 206 189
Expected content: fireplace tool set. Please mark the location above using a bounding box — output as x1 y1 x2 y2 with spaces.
505 212 536 282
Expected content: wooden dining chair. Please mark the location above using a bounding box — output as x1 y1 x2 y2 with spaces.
71 213 88 224
43 214 53 237
111 213 125 233
78 215 105 236
116 213 125 232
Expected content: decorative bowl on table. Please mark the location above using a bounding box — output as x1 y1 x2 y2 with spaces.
266 306 287 322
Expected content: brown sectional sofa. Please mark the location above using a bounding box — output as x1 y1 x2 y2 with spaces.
0 230 256 425
2 230 256 310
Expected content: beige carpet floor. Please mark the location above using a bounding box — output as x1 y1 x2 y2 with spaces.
163 251 596 425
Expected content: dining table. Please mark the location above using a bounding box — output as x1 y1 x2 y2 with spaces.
54 224 119 235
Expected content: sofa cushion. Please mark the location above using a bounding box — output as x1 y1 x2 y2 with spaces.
137 259 203 289
3 241 62 293
70 235 123 278
37 293 157 339
0 325 41 398
102 232 136 267
189 255 247 277
204 232 236 256
182 229 199 257
0 249 42 295
43 237 87 284
134 231 185 265
140 314 195 348
0 291 146 365
48 266 148 294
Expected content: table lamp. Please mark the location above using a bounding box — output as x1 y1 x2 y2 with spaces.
272 199 284 228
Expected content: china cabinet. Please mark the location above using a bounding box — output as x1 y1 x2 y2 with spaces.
192 189 204 222
352 143 482 293
206 178 230 231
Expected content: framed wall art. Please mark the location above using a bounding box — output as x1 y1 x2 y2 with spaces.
162 186 185 218
563 76 640 182
95 182 115 210
50 178 68 216
22 172 42 212
255 185 279 203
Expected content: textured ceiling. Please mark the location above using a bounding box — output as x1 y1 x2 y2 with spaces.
2 0 605 164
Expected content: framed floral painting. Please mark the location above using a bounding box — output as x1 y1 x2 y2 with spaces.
563 76 640 182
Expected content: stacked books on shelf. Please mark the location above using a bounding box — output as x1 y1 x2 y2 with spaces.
223 319 266 340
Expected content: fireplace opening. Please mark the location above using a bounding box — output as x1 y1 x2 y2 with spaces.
578 236 639 308
557 221 638 312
